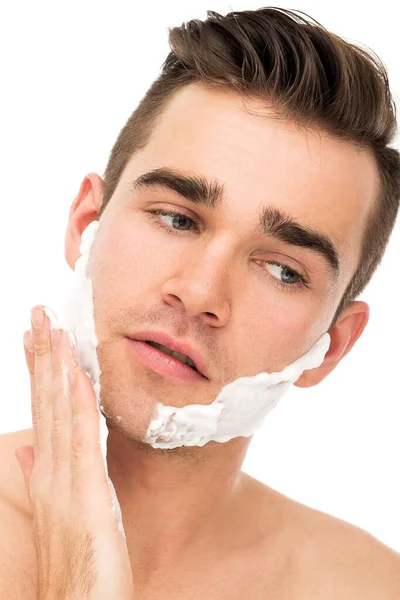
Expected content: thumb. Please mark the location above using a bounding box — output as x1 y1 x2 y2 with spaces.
15 445 35 499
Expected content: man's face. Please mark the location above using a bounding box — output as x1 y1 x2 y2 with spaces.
74 82 378 440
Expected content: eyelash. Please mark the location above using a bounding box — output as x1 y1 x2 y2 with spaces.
146 209 310 291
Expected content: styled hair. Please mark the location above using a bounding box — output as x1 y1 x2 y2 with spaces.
98 7 400 328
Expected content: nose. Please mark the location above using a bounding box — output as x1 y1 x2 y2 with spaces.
160 248 232 325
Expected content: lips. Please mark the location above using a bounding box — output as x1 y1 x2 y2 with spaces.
146 341 197 368
128 330 209 379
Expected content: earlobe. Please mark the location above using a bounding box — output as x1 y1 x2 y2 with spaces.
64 173 104 270
293 301 370 389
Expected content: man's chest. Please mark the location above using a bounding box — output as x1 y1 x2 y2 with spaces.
130 544 312 600
11 541 304 600
5 511 361 600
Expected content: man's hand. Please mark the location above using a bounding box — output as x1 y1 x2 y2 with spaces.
16 305 134 599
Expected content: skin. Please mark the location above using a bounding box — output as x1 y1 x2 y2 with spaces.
2 81 400 598
67 81 374 578
17 320 134 598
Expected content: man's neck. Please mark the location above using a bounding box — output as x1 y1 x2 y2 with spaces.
106 427 252 577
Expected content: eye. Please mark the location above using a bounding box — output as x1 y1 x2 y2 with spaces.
263 260 309 291
147 209 310 292
147 209 199 234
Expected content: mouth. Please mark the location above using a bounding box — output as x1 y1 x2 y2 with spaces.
127 338 207 382
145 341 198 370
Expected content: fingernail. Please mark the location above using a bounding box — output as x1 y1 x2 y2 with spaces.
23 330 33 352
31 307 45 329
43 306 58 328
51 329 61 349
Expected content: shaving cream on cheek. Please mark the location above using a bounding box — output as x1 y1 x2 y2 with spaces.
62 220 331 448
44 220 330 528
145 332 330 448
41 222 126 538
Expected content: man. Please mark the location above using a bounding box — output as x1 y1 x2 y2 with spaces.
1 7 400 599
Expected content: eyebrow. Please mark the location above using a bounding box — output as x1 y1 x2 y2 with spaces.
129 167 341 282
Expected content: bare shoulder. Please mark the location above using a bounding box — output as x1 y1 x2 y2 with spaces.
271 482 400 598
243 474 400 598
306 513 400 598
314 515 400 598
0 428 37 599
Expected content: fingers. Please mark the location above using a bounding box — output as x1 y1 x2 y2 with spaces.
23 306 80 487
51 331 76 480
23 305 112 519
69 368 109 504
30 306 55 462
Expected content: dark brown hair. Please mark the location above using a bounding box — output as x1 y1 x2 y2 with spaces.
98 7 400 328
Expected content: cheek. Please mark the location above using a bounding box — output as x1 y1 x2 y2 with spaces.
239 298 322 372
92 220 159 289
277 309 329 367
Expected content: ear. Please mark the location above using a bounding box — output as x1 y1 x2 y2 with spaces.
64 172 104 270
294 300 369 388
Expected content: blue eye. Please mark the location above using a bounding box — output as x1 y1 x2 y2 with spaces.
263 261 307 291
159 211 194 231
146 209 310 292
147 209 200 233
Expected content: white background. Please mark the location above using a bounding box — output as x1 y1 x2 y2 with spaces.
1 1 399 551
